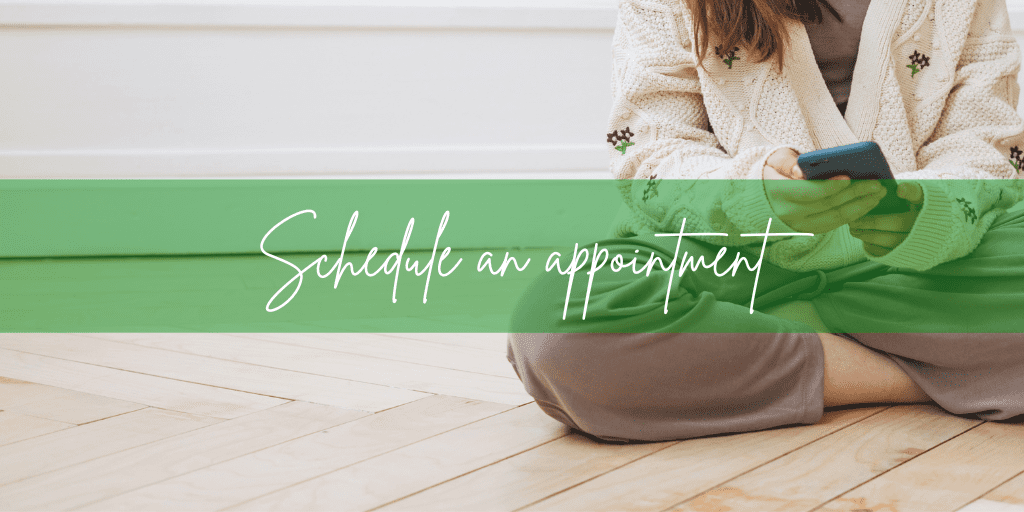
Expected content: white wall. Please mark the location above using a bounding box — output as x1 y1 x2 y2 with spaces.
0 0 618 178
1 0 1024 179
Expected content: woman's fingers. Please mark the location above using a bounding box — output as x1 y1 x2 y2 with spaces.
764 148 808 180
797 207 872 234
773 182 886 233
797 187 886 231
820 181 886 210
851 229 905 249
897 182 925 205
765 148 800 176
862 242 892 257
770 178 854 204
850 211 917 233
781 177 879 206
763 165 793 181
848 184 924 254
788 163 805 180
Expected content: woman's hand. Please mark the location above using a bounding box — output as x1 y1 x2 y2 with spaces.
762 148 888 234
849 182 924 256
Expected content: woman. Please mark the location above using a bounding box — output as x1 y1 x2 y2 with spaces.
506 0 1024 442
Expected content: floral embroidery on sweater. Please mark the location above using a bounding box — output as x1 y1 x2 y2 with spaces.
608 127 635 154
956 197 978 224
608 0 1024 272
1010 146 1024 171
714 46 740 69
907 50 930 77
642 176 661 202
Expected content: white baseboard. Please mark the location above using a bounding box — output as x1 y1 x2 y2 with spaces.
1 179 624 257
0 145 610 178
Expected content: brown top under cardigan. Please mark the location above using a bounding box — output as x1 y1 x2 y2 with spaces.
805 0 873 114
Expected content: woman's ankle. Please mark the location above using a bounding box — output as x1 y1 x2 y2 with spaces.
819 333 931 407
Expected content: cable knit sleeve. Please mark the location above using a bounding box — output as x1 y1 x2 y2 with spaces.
867 0 1024 271
607 0 799 245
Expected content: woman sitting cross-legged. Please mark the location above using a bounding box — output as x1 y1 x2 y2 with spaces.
506 0 1024 442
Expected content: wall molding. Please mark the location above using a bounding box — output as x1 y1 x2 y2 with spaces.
4 1 1018 33
0 2 618 30
1 179 624 257
1009 0 1024 33
0 145 611 178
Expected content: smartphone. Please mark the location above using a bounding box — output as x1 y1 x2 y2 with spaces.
796 141 909 215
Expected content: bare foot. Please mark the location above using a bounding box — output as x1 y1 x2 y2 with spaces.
763 300 931 407
819 332 932 407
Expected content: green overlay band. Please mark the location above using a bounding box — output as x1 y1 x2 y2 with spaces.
2 180 1022 333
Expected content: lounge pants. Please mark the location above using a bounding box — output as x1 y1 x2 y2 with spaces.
506 209 1024 442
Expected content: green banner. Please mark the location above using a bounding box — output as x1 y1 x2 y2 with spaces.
2 179 1022 333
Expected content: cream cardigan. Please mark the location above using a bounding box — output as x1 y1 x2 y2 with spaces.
610 0 1024 272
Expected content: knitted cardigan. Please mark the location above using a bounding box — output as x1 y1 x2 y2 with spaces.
609 0 1024 272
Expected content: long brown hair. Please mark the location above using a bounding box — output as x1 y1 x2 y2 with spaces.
686 0 841 70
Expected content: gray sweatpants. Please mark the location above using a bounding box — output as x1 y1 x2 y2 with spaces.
506 210 1024 442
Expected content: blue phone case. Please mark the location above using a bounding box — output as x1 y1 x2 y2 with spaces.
796 141 909 214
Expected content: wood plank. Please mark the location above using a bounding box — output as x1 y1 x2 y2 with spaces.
59 332 530 405
398 315 516 334
0 334 428 412
670 405 980 512
0 347 288 419
0 401 367 512
0 377 144 424
0 410 74 446
818 421 1024 512
523 406 885 512
959 500 1024 512
223 332 517 379
0 408 218 487
86 331 513 378
0 376 79 406
379 433 672 512
82 396 512 511
380 333 508 353
225 403 569 511
978 469 1024 508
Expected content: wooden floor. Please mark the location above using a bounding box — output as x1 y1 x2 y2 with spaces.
1 332 1023 512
